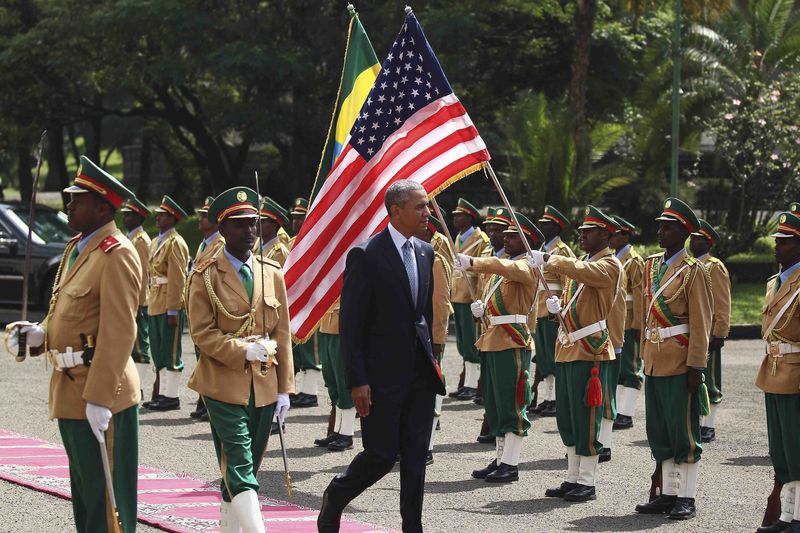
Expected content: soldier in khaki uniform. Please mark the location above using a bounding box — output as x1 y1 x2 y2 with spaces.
690 219 731 443
120 197 153 398
528 206 622 502
450 198 489 401
6 156 142 532
755 211 800 533
255 197 290 266
609 216 644 431
145 196 190 411
460 213 543 483
531 205 575 417
634 198 712 521
187 187 293 533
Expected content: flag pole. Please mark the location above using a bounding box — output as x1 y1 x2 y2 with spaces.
430 198 478 302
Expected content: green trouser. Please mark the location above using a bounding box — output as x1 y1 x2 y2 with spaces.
533 318 558 378
130 307 151 364
555 360 609 456
58 406 138 533
204 389 276 502
765 393 800 484
318 332 354 410
603 357 619 421
703 347 723 404
453 303 480 364
645 374 703 464
293 332 321 372
483 348 531 437
148 311 185 371
618 329 642 389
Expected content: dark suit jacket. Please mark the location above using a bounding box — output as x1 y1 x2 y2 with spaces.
340 227 446 396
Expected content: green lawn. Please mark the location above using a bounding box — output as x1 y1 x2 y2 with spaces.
731 281 764 325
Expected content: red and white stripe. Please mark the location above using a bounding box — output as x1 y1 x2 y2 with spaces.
285 93 490 340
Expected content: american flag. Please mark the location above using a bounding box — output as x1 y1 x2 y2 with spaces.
285 10 490 340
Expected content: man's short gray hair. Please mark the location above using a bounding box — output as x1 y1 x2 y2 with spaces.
384 180 425 213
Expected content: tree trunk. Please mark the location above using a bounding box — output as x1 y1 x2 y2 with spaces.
138 130 152 200
17 143 33 204
45 125 71 209
569 0 597 191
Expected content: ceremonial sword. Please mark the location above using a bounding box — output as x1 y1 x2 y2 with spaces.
98 432 124 533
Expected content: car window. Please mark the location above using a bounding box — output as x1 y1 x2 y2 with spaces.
11 208 75 244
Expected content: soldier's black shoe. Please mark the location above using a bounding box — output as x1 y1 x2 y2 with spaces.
270 421 285 435
425 451 434 466
327 435 353 451
485 463 518 483
668 497 696 520
454 387 477 401
757 519 792 532
315 432 340 447
539 400 557 417
436 419 441 431
785 520 800 532
473 394 484 406
636 495 677 514
199 411 209 422
471 461 499 479
526 402 538 415
564 484 596 502
613 414 633 430
700 426 716 443
142 395 164 409
317 489 342 533
545 481 579 498
148 396 180 411
476 434 496 444
189 398 206 419
291 393 319 408
448 387 465 399
530 400 548 415
598 448 611 463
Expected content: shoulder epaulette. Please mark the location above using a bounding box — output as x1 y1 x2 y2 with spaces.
683 255 697 266
479 231 489 243
99 236 121 253
192 256 217 273
255 256 281 269
706 256 721 265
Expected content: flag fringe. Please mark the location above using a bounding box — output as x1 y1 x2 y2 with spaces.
428 161 488 200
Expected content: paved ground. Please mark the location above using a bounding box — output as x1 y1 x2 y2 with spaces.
0 336 773 532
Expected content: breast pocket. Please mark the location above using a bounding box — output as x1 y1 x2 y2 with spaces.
60 285 92 321
262 295 281 332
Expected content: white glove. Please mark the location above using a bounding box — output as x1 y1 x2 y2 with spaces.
526 250 547 269
5 322 45 354
546 295 562 315
275 393 290 424
86 402 112 443
453 253 471 271
470 300 485 318
21 324 45 348
245 341 269 363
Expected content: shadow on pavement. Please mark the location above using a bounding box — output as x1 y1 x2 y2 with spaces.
518 457 566 471
565 514 665 531
722 455 771 467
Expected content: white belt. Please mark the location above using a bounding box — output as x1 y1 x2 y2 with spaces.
645 324 689 343
153 276 168 285
625 293 634 302
766 341 800 356
489 314 528 326
47 347 85 370
540 282 562 292
559 320 607 346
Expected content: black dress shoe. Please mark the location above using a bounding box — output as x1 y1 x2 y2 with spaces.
526 402 538 415
539 400 557 417
530 400 548 414
142 395 164 409
668 497 696 520
199 411 209 422
485 463 518 483
757 519 792 532
564 484 596 502
271 421 285 435
327 435 353 451
189 398 206 419
476 434 496 444
473 395 484 406
425 451 434 466
291 393 319 408
471 460 499 479
700 426 716 443
598 448 611 463
545 481 579 498
448 386 465 399
315 432 340 447
636 494 677 514
785 520 800 532
455 387 477 401
317 489 342 533
148 396 180 411
613 414 633 430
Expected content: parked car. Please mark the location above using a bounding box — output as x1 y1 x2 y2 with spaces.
0 202 76 310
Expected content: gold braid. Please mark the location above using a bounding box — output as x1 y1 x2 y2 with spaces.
202 267 255 337
772 294 800 343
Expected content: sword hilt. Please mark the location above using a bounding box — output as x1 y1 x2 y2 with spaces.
15 331 26 362
285 471 292 498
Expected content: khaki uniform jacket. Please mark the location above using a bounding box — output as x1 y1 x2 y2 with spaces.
641 250 713 376
278 226 290 247
319 299 340 335
262 241 290 268
700 255 731 338
546 249 621 363
756 269 800 394
147 228 190 315
537 237 575 318
187 252 294 406
451 228 489 303
471 256 539 352
128 227 151 307
608 262 628 353
431 232 455 268
196 233 225 265
618 245 644 330
45 221 142 419
432 251 453 345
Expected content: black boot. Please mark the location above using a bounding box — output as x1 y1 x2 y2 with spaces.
476 434 496 444
448 386 465 399
545 481 579 498
142 395 164 409
636 494 677 514
539 400 557 417
454 387 477 401
471 460 499 479
189 396 206 419
148 396 180 411
757 520 792 533
564 484 596 502
485 463 518 483
315 432 340 447
668 497 696 520
785 520 800 532
530 400 548 415
598 448 611 463
317 488 343 533
327 434 354 451
613 414 633 430
700 426 716 443
291 392 319 408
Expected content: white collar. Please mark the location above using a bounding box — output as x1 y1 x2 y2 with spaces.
127 226 143 239
615 244 631 259
388 222 413 255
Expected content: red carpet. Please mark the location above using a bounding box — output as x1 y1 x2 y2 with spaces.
0 430 392 532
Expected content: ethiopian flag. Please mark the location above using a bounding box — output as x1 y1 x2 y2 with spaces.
309 7 380 201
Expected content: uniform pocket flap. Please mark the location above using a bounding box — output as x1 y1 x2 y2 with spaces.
263 296 281 308
66 286 91 299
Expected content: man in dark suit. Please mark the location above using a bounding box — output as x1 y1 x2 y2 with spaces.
318 180 447 533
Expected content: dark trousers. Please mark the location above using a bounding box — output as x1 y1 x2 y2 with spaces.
324 362 436 532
